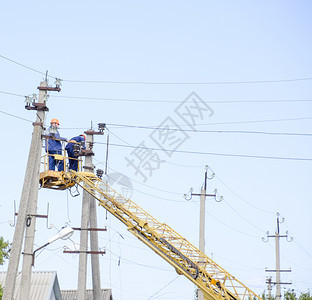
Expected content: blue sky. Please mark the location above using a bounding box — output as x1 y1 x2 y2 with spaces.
0 1 312 299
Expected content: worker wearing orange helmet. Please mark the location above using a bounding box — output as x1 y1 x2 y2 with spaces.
65 134 86 171
45 118 67 171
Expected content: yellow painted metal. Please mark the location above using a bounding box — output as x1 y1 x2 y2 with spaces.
53 154 64 161
39 170 75 190
65 171 263 300
39 150 83 190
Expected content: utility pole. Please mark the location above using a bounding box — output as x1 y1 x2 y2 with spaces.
4 79 59 300
266 277 272 300
77 125 105 300
263 213 292 300
185 165 222 300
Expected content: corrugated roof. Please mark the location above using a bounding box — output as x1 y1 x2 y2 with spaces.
0 271 62 300
61 289 112 300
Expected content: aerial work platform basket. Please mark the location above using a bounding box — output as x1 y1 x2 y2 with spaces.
39 150 83 190
39 170 75 190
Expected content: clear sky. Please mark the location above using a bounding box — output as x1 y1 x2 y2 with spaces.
0 1 312 299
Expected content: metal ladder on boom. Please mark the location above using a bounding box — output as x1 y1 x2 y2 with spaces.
45 170 261 300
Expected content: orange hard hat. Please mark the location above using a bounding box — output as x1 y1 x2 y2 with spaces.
51 118 60 125
80 134 86 140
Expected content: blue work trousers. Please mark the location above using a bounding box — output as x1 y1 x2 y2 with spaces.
67 148 79 171
48 150 64 171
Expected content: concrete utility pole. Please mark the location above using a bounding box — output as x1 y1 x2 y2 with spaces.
3 80 52 300
77 187 91 300
77 128 103 300
263 213 292 300
266 277 272 300
199 168 208 255
185 166 221 300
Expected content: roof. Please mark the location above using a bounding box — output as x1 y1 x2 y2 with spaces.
0 271 62 300
61 289 113 300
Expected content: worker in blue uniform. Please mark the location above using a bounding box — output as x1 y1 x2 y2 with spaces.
45 118 67 171
65 134 86 171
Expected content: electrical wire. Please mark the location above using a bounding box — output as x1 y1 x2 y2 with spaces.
93 162 186 201
132 187 185 202
51 94 312 103
63 78 312 85
95 141 312 161
98 233 151 252
284 223 312 262
96 162 183 196
102 164 263 239
66 189 71 223
0 110 33 123
222 199 267 233
1 53 312 85
107 124 312 137
2 87 312 105
191 201 260 238
146 276 179 300
107 116 312 129
106 248 172 272
0 54 50 77
1 102 312 139
214 174 275 214
212 253 264 271
0 90 24 98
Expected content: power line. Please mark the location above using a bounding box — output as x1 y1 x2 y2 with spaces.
107 124 312 137
107 116 312 129
200 202 260 238
132 187 185 202
96 162 182 196
215 174 275 214
0 106 311 139
1 53 312 85
0 54 50 78
0 110 33 123
213 253 264 271
52 94 312 103
222 199 267 234
2 88 312 105
94 141 312 161
63 78 312 85
93 162 186 201
2 88 311 105
0 90 25 98
146 276 179 300
106 248 172 271
284 224 312 262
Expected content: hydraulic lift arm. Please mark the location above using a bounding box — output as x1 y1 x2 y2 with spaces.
65 170 261 300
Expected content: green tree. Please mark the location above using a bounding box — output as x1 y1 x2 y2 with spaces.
284 289 297 300
0 237 10 300
283 289 312 300
298 290 312 300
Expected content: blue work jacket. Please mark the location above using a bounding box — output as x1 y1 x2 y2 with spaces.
65 136 86 150
45 127 67 152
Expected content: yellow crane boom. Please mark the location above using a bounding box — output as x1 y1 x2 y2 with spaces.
60 170 262 300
